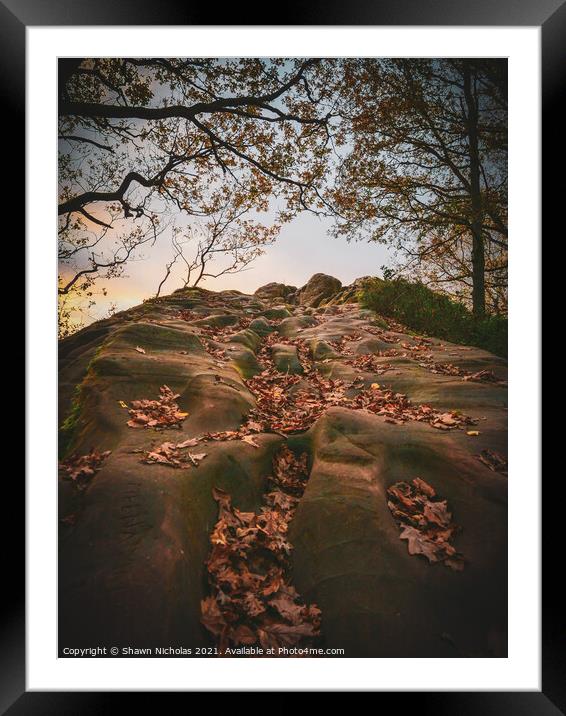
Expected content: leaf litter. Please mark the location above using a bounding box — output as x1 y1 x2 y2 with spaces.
236 333 477 435
201 446 322 655
387 477 465 571
77 302 505 656
126 385 188 429
59 448 111 488
142 439 207 468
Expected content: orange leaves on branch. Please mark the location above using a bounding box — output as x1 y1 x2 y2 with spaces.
387 478 464 571
201 446 321 654
126 385 188 429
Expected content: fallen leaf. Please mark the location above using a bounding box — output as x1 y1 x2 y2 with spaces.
399 525 440 562
127 385 187 430
188 452 207 466
200 596 227 637
388 478 464 571
230 624 257 645
176 437 200 449
201 445 320 652
423 500 452 527
412 477 435 498
59 449 111 487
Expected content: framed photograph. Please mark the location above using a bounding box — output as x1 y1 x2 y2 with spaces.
9 0 554 707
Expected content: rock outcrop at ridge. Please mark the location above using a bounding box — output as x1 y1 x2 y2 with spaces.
254 282 298 303
297 273 342 307
255 273 372 309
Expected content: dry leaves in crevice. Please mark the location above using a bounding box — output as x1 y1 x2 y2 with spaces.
463 369 504 384
201 446 321 655
142 439 206 468
126 385 188 429
59 448 111 488
418 360 504 385
337 340 470 429
176 309 202 322
157 313 477 444
363 325 397 342
329 332 364 356
400 340 433 353
193 316 259 361
346 354 393 375
244 333 475 434
478 449 508 475
387 478 465 571
352 384 475 430
204 343 227 361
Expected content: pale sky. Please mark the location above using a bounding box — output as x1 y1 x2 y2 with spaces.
83 211 391 321
60 58 394 325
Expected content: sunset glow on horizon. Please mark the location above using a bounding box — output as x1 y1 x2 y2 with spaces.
61 210 392 323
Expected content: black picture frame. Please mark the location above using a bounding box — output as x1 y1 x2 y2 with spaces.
8 0 555 708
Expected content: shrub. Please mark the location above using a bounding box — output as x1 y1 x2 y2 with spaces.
360 278 507 357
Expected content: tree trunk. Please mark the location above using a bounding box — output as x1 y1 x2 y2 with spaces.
463 65 486 318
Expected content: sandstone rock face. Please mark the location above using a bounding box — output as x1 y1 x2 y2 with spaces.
248 316 274 337
290 408 507 657
254 282 297 303
298 273 342 307
58 284 507 656
325 275 373 306
271 343 303 375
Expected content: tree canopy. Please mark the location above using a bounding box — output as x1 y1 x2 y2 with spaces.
58 58 340 333
58 57 507 335
329 58 507 315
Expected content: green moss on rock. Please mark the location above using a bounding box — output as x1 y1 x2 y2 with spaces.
277 315 318 337
249 317 275 337
59 384 84 458
308 339 340 361
271 344 303 375
226 329 262 353
105 322 205 354
228 346 263 379
261 306 292 320
191 314 240 328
